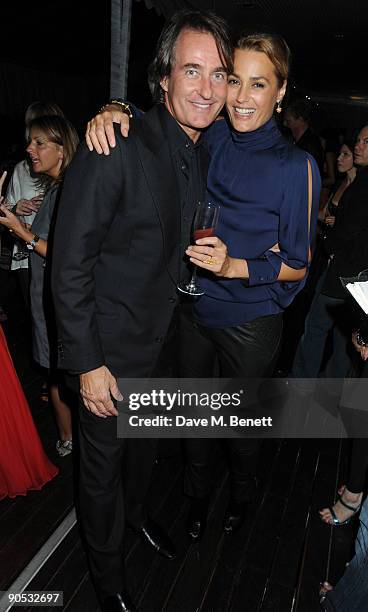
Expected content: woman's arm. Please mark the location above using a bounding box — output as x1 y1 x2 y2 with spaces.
188 156 319 283
85 101 138 155
0 204 47 258
186 237 306 280
86 104 130 155
85 101 222 156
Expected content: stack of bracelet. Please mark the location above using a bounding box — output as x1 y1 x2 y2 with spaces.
356 330 368 347
98 99 133 118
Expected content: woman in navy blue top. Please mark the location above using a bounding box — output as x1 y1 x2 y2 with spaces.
186 39 319 335
180 32 319 537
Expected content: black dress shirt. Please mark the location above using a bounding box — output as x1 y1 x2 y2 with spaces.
159 107 207 281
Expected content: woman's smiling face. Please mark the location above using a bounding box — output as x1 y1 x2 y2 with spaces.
226 48 286 133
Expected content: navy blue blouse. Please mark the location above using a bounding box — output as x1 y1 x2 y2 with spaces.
194 117 320 328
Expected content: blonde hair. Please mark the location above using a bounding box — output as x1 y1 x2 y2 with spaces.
236 32 290 86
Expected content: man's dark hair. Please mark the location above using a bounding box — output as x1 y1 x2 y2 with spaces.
148 9 233 103
342 137 355 155
286 98 313 122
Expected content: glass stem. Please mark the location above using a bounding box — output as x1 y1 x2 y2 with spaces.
188 266 198 288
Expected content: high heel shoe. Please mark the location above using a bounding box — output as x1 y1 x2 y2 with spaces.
319 487 362 527
187 497 209 541
223 500 248 534
319 581 333 608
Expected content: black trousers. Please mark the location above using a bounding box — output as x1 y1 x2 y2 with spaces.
180 308 283 504
78 312 179 598
346 360 368 494
78 406 158 596
15 268 30 309
346 439 368 494
0 268 10 306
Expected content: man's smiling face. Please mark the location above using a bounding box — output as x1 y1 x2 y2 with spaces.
160 28 228 142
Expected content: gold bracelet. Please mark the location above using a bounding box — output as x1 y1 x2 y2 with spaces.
356 330 368 347
98 100 133 118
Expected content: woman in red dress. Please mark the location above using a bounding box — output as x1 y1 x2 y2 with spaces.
0 324 58 500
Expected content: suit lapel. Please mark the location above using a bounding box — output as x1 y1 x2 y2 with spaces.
132 105 182 285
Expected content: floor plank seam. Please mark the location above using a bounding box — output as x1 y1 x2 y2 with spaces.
161 472 229 612
226 440 286 610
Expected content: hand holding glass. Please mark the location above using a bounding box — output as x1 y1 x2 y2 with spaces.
178 201 220 297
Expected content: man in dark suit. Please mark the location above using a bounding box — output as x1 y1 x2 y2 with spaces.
52 10 232 612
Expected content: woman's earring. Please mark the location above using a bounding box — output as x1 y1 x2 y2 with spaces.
276 100 282 114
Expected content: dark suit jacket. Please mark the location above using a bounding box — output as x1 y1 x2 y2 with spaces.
52 104 207 377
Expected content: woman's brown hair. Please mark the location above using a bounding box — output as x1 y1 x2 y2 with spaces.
236 32 291 86
27 115 79 188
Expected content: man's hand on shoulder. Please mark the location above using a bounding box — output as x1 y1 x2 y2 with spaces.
80 365 123 418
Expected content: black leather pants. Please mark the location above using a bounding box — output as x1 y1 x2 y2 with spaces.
180 308 283 503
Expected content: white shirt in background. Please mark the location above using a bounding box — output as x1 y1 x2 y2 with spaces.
6 160 42 271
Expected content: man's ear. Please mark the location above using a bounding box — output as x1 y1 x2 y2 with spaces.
160 76 169 93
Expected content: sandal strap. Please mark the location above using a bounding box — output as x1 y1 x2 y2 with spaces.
319 582 333 607
337 495 361 514
329 506 348 526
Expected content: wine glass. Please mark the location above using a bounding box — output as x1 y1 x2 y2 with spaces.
177 201 220 297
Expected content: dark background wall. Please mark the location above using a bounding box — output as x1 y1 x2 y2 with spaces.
1 0 368 150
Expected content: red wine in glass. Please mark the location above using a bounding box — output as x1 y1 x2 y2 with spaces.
193 227 215 241
178 201 220 297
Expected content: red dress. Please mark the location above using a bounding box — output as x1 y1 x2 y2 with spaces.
0 326 58 500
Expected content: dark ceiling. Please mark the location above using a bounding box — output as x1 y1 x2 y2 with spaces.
1 0 367 118
0 1 110 77
141 0 368 97
1 0 366 94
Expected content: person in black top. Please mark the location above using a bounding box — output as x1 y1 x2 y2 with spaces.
283 97 325 175
292 125 368 379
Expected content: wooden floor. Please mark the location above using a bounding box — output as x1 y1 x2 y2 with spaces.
0 285 358 612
